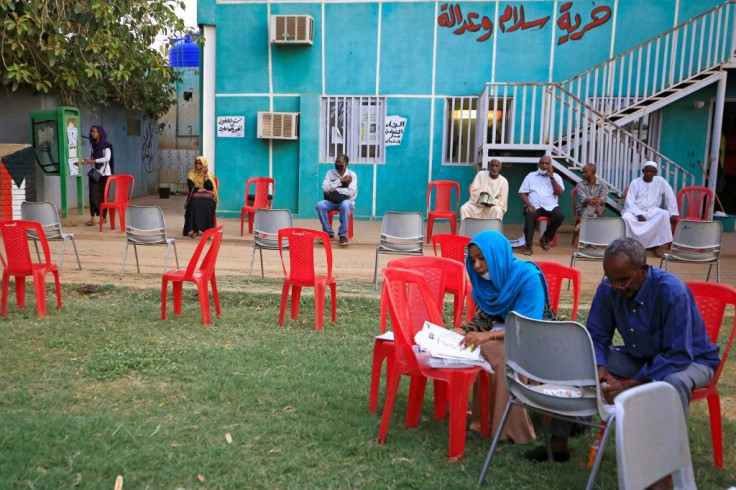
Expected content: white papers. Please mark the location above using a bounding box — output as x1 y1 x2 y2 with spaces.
414 321 492 371
375 331 394 341
69 158 79 176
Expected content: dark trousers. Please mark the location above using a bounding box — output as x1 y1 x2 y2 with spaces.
523 205 564 246
89 176 108 218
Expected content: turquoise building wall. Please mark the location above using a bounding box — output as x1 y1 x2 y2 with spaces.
198 0 725 222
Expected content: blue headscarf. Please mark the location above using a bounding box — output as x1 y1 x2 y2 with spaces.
466 230 546 320
90 125 114 173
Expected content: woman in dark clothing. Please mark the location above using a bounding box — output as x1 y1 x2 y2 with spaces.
77 125 114 226
183 156 218 237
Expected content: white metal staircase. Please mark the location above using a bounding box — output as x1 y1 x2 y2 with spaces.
475 1 736 206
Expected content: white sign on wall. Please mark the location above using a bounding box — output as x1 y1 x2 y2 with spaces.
385 115 407 146
217 116 245 137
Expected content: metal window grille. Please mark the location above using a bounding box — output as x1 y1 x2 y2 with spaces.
444 96 512 165
320 96 385 163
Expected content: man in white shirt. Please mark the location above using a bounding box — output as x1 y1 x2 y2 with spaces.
518 155 565 255
316 154 357 246
460 158 509 221
621 160 679 257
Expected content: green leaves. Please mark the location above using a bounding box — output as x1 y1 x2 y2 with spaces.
1 0 188 118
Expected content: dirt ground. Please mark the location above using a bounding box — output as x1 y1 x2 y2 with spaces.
50 192 736 293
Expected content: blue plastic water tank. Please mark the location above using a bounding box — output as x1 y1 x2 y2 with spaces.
169 35 200 68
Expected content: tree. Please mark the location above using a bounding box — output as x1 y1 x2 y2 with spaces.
1 0 190 119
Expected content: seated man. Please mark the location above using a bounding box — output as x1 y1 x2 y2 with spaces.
574 163 608 234
316 154 357 246
621 161 679 257
460 158 508 221
523 237 719 490
518 155 565 255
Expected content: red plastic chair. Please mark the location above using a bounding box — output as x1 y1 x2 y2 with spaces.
536 216 558 247
378 267 486 461
161 226 223 325
672 185 714 233
241 177 275 236
278 227 337 331
0 220 62 318
571 187 581 244
100 174 135 233
426 180 460 241
686 281 736 469
327 208 354 240
431 234 471 326
371 255 471 416
533 261 581 321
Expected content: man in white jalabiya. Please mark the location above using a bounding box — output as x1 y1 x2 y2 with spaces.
621 161 679 257
460 159 509 221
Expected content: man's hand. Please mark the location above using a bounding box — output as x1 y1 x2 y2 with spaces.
637 215 646 222
669 216 679 224
590 197 603 207
598 365 642 404
340 175 352 184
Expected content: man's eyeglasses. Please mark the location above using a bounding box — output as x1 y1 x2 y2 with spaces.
601 275 635 289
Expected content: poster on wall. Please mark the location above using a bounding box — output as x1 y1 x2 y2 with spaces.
217 116 245 137
360 106 378 144
385 116 407 146
66 119 78 159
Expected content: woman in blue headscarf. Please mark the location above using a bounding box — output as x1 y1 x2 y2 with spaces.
456 230 549 444
77 125 114 226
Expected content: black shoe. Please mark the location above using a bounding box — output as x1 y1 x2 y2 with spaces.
339 236 349 246
522 445 571 463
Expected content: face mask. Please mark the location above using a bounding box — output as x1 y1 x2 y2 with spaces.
538 169 548 175
335 164 346 171
481 272 491 281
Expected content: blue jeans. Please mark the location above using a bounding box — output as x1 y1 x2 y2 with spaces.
316 199 353 237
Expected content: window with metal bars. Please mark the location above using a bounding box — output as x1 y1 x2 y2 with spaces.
443 96 512 165
320 96 386 163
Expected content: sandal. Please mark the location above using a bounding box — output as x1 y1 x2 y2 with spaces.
539 237 551 251
85 219 95 226
522 246 534 256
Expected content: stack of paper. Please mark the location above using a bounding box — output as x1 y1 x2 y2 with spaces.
413 321 493 372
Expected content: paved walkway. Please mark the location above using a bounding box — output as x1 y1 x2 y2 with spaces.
53 193 735 292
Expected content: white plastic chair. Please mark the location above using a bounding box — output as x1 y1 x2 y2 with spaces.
570 217 626 268
615 382 697 490
477 312 615 490
458 217 503 237
660 219 722 283
121 205 179 279
248 208 293 283
20 201 81 274
373 212 424 288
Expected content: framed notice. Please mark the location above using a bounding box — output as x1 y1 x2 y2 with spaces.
217 116 245 137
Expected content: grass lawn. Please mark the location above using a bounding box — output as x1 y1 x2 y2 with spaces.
1 280 734 489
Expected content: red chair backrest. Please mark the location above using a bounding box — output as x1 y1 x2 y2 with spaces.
386 256 454 309
427 180 460 213
183 226 224 280
245 177 275 208
571 187 580 217
677 186 713 221
278 227 332 284
432 234 471 263
104 175 135 205
0 220 51 274
382 267 445 367
687 281 736 384
533 261 581 321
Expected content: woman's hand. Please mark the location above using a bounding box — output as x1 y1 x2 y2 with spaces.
459 331 500 351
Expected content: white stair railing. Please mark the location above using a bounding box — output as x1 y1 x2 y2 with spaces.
559 1 736 118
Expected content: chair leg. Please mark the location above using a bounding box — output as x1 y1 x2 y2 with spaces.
172 242 179 269
427 217 435 241
447 374 476 461
247 246 257 283
120 241 131 279
278 280 290 326
477 399 514 485
377 366 404 444
32 270 47 318
240 210 246 237
16 277 26 309
585 419 615 490
109 209 117 231
452 293 462 327
133 243 141 274
70 236 82 270
706 393 723 469
119 209 126 234
433 379 448 421
173 282 183 315
373 248 381 289
1 272 9 317
197 282 211 325
248 213 255 234
314 283 325 331
405 375 429 428
259 249 265 279
370 340 393 413
211 276 221 318
290 286 302 320
58 239 66 274
52 270 62 311
450 216 457 235
161 278 169 320
163 243 171 273
33 239 41 262
329 282 337 323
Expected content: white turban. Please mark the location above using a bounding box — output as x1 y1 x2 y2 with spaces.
642 161 658 170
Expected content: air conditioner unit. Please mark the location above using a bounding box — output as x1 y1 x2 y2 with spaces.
270 15 314 45
257 112 299 140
